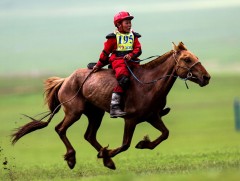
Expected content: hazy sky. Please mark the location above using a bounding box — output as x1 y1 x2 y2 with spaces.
1 0 240 18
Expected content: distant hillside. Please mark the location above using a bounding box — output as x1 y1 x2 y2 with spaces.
0 0 240 75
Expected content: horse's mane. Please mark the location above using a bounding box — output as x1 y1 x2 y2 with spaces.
141 50 174 69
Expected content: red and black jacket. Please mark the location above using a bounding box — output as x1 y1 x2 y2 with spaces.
96 31 142 68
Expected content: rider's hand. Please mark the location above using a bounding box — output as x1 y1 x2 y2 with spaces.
123 54 131 61
92 65 101 73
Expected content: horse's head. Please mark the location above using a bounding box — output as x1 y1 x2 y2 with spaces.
172 42 211 87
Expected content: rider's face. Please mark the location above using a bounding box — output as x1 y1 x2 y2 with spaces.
119 19 132 33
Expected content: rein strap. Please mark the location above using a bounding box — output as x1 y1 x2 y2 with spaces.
125 53 200 89
125 58 179 85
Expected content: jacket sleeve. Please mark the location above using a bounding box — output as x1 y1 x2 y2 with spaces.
96 37 115 68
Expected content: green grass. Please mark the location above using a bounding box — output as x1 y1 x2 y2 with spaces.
0 74 240 180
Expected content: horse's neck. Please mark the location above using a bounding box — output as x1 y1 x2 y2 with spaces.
140 51 176 81
134 52 177 100
151 55 177 96
158 57 177 95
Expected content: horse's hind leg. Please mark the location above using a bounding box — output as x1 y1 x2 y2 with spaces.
98 118 137 159
84 104 116 170
135 114 169 150
84 105 104 151
55 113 82 169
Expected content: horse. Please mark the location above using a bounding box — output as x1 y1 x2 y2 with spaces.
11 42 211 170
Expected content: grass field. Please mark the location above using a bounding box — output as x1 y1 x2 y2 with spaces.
0 74 240 181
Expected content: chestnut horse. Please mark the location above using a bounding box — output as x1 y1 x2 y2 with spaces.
12 42 210 170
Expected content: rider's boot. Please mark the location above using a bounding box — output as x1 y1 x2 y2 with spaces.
110 92 127 118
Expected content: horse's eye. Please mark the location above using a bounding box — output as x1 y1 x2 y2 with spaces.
184 58 191 63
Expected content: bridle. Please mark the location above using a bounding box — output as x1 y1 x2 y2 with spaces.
172 51 201 88
126 50 201 89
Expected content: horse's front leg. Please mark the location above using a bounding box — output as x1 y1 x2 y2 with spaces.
135 114 169 150
98 119 136 159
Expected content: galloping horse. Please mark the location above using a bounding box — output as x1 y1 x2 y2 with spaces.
12 42 210 170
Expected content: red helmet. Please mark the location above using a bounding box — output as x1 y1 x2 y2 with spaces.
113 11 134 27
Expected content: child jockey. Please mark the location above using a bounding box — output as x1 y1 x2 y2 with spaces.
93 11 142 118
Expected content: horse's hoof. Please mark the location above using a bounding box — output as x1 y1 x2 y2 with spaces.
67 158 76 169
135 140 150 149
159 107 171 117
103 157 116 170
64 151 76 169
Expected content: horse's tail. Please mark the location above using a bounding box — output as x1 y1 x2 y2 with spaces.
11 77 65 145
44 77 65 113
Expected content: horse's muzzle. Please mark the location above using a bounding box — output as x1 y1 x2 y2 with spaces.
199 74 211 87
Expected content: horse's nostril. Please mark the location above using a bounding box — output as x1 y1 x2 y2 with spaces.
203 75 210 81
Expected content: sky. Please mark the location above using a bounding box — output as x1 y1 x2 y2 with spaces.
1 0 240 18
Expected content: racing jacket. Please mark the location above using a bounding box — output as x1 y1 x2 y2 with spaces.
96 30 142 68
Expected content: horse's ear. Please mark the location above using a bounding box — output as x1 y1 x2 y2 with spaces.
172 42 179 52
178 42 187 50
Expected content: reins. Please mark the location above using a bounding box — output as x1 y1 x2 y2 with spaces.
130 55 160 63
125 58 178 85
125 52 201 89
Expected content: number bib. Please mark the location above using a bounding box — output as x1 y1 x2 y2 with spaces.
116 31 134 51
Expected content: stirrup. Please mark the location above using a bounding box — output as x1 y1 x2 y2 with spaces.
110 111 127 118
87 62 97 69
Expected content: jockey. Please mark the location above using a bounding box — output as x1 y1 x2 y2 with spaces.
93 11 142 118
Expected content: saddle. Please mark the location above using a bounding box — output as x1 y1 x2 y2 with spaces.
87 62 97 69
